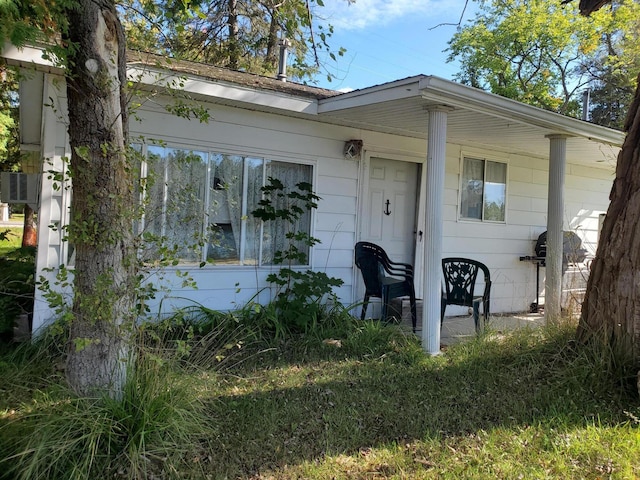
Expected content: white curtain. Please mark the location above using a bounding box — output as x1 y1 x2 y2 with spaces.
145 146 207 263
217 155 243 254
461 157 484 220
207 155 262 265
261 161 313 265
165 149 207 262
244 158 264 265
206 154 237 263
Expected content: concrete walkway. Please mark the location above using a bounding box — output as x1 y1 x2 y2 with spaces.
437 312 546 346
391 298 546 346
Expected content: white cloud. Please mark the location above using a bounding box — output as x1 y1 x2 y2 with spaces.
320 0 464 30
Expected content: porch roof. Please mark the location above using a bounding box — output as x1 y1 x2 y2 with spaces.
316 76 623 168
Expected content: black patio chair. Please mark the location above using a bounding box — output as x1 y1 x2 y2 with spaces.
354 241 417 332
441 257 491 333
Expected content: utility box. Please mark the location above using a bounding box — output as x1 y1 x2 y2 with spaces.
0 172 40 206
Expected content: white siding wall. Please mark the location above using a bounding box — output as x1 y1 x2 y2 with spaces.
441 146 611 315
30 77 615 328
129 99 362 315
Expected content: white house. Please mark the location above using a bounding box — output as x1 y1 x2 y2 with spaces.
2 44 623 353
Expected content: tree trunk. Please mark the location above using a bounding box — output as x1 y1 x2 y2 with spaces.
63 0 136 398
577 72 640 364
264 10 279 72
228 0 240 69
21 203 36 247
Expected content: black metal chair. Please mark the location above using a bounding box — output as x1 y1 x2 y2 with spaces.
354 241 417 332
441 257 491 333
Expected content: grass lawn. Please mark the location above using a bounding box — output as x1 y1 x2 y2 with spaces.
0 228 23 256
1 319 639 479
202 323 639 479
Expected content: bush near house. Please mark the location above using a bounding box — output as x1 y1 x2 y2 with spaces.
0 231 35 341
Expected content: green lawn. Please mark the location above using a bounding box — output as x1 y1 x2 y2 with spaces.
202 324 639 479
1 318 638 479
0 228 23 256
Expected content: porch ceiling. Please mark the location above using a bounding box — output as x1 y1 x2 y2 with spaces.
317 76 623 169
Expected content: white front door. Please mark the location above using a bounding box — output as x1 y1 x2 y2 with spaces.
362 157 419 265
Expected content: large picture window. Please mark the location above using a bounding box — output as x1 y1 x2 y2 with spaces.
460 157 507 222
143 146 313 265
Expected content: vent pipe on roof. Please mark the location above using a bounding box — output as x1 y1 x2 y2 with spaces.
277 38 291 82
582 88 591 121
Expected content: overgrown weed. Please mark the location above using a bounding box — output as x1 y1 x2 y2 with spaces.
2 310 640 479
0 307 253 480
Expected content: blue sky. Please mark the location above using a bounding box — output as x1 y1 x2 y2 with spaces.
312 0 478 91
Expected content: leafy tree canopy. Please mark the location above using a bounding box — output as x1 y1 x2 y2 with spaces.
0 66 20 171
447 0 640 125
0 0 74 49
119 0 346 82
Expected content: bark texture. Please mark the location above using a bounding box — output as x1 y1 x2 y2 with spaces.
63 0 136 397
21 204 36 247
577 72 640 364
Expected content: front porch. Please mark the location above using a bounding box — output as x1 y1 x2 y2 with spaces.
388 298 547 346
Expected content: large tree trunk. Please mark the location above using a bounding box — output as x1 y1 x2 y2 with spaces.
577 72 640 364
63 0 136 398
21 203 36 247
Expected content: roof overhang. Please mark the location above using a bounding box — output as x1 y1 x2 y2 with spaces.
128 65 319 115
1 42 62 74
318 75 623 167
2 42 624 168
417 76 623 146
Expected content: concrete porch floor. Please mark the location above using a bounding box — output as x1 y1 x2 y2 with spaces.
390 298 546 346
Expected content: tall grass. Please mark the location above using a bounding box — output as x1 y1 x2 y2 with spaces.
1 311 639 479
0 308 254 480
1 365 206 479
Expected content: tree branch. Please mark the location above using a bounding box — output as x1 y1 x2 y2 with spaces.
429 0 471 30
561 0 610 16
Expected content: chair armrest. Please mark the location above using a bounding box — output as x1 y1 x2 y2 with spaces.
385 258 413 272
483 280 491 299
381 260 414 280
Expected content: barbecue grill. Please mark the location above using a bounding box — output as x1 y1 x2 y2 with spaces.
533 231 587 267
520 231 588 312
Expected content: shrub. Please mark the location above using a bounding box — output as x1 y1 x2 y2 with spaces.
0 246 35 341
251 178 344 338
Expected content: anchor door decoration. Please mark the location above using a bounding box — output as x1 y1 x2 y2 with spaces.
363 158 418 266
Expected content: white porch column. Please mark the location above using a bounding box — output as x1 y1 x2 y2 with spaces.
545 134 568 323
422 106 450 354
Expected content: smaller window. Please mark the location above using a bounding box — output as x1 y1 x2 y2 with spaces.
460 157 507 222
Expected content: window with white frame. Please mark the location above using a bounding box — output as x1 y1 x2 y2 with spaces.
142 145 313 265
460 157 507 222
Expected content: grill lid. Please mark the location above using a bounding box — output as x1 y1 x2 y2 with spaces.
534 231 587 264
